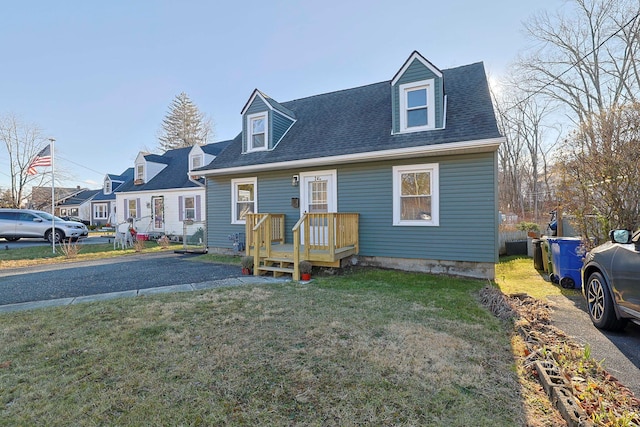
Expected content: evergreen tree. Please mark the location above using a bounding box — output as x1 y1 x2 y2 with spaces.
157 92 212 151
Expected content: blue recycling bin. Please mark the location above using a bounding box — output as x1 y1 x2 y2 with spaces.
547 237 584 289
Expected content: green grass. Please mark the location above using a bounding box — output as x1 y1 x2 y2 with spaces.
0 269 527 426
0 241 181 268
495 255 581 300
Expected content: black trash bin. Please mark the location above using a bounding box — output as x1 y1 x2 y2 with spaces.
532 239 543 270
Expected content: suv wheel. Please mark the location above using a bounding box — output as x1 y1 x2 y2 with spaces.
585 272 627 331
45 229 64 244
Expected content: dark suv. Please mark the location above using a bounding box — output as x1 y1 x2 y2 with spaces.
582 229 640 331
0 209 89 243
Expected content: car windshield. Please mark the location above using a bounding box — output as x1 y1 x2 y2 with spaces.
36 211 64 221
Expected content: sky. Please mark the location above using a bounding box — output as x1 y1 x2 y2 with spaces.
0 0 563 190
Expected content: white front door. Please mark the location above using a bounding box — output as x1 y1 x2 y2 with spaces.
299 170 337 245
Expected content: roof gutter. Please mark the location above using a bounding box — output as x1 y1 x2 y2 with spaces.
193 137 504 177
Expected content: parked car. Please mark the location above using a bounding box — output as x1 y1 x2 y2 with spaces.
582 229 640 331
59 215 90 226
0 209 89 243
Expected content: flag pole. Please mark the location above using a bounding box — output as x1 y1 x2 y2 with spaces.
50 137 56 254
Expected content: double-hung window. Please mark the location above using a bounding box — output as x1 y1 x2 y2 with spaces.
392 164 439 226
184 196 196 220
94 203 108 220
191 155 202 170
247 113 267 152
231 177 257 224
128 199 137 219
399 79 435 132
135 164 144 182
104 177 112 194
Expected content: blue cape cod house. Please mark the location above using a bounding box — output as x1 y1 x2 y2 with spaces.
193 51 503 280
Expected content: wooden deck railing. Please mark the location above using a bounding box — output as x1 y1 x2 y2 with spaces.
246 212 358 280
245 213 285 264
292 213 359 275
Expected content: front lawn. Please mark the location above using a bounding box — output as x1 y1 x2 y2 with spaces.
0 241 179 269
0 269 528 426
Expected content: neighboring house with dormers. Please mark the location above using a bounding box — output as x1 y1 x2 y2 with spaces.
114 142 230 237
90 168 134 227
193 51 504 280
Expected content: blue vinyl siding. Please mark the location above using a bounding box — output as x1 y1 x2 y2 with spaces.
271 111 294 148
339 153 497 263
392 59 445 132
206 171 301 248
206 152 498 263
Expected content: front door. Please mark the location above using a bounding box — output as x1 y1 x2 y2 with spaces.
299 170 337 245
152 196 164 231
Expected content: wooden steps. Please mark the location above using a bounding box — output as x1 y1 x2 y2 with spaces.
256 257 295 278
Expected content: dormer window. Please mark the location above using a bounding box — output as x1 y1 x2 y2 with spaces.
399 79 435 133
247 112 267 152
135 164 144 184
191 154 202 170
104 177 112 194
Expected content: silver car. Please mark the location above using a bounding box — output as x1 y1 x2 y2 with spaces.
0 209 89 243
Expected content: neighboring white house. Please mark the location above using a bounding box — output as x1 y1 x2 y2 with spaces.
54 188 100 224
114 142 230 238
90 168 133 227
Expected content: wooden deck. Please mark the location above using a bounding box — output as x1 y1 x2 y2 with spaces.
245 213 359 280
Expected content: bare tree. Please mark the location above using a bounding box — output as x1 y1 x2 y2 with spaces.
517 0 640 123
557 103 640 246
513 0 640 236
0 113 51 207
0 188 15 208
492 81 559 223
157 92 213 151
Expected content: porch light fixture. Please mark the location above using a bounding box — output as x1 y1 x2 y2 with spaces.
291 175 299 187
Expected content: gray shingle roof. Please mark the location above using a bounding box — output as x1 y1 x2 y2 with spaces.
201 140 232 156
205 62 500 171
117 141 232 193
57 189 101 207
93 168 134 201
117 147 196 192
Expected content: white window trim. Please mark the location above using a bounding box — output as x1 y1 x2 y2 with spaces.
246 112 268 152
399 79 435 133
94 203 108 219
231 177 257 224
184 196 196 220
392 163 439 226
104 179 112 195
128 199 138 219
135 163 144 181
190 154 203 171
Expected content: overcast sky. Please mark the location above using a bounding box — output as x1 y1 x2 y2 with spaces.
0 0 563 189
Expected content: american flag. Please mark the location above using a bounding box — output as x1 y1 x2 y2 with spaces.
27 144 52 175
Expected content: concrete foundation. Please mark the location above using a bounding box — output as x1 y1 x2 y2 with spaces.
355 256 495 280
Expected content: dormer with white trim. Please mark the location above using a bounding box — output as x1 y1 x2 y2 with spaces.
189 145 205 172
391 51 446 134
134 152 168 185
240 89 296 154
103 175 113 195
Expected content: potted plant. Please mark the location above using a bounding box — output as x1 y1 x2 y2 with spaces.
299 260 312 281
241 256 254 275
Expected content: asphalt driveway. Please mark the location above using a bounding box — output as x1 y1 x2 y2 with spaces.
549 293 640 398
0 252 240 306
